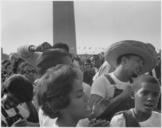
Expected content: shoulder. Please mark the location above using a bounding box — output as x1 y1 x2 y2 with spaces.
110 113 126 127
92 75 111 85
91 74 115 98
91 75 111 93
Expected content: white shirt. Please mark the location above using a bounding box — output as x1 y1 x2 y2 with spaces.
91 72 131 99
38 108 55 127
110 110 161 127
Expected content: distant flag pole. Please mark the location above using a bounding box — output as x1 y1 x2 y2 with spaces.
53 1 76 54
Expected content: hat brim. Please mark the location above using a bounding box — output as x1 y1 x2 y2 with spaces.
105 45 156 74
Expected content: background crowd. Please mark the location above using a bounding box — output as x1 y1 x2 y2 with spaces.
1 41 161 127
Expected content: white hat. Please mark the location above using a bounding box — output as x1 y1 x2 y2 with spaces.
105 40 157 73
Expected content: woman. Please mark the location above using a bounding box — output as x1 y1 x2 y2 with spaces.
35 64 92 127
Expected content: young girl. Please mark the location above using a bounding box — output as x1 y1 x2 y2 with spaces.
35 64 92 127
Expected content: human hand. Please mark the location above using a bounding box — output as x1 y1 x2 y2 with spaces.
120 85 133 99
89 99 108 119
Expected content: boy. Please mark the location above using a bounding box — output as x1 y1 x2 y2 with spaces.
110 74 161 127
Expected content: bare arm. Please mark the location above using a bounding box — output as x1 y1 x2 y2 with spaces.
97 85 133 119
90 85 132 119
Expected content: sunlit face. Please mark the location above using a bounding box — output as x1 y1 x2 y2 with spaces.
124 55 144 77
63 68 91 120
2 92 21 110
135 82 160 113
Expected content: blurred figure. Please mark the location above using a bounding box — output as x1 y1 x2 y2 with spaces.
36 48 72 76
83 58 95 85
1 74 38 127
17 42 52 68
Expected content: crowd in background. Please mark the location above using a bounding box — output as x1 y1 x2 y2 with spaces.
1 41 161 127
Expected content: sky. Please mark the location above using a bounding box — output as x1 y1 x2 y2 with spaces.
1 1 161 54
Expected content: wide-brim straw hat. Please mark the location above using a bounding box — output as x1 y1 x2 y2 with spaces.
105 40 157 74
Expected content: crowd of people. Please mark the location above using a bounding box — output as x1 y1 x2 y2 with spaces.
1 40 161 127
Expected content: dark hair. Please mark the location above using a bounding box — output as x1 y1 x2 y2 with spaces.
117 53 143 65
37 49 72 76
139 75 160 85
53 42 69 53
35 64 78 118
4 74 33 102
133 74 160 92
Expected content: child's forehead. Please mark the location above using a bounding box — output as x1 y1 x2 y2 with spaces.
133 76 160 92
139 81 160 92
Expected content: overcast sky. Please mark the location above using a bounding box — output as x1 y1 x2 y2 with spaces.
1 1 161 54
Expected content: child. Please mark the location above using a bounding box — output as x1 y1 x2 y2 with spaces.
1 74 38 127
35 64 92 127
110 74 161 127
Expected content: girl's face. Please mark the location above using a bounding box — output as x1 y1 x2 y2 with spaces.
63 68 91 120
2 92 20 109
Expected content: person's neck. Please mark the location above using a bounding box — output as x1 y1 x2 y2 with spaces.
113 67 130 82
57 115 79 127
133 108 152 122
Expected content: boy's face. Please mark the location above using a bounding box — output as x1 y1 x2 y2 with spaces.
135 82 160 113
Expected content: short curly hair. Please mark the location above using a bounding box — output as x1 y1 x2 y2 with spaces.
35 64 78 118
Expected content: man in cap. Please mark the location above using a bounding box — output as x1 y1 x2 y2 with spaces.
89 40 157 120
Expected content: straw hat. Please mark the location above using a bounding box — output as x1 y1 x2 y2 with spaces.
105 40 157 73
